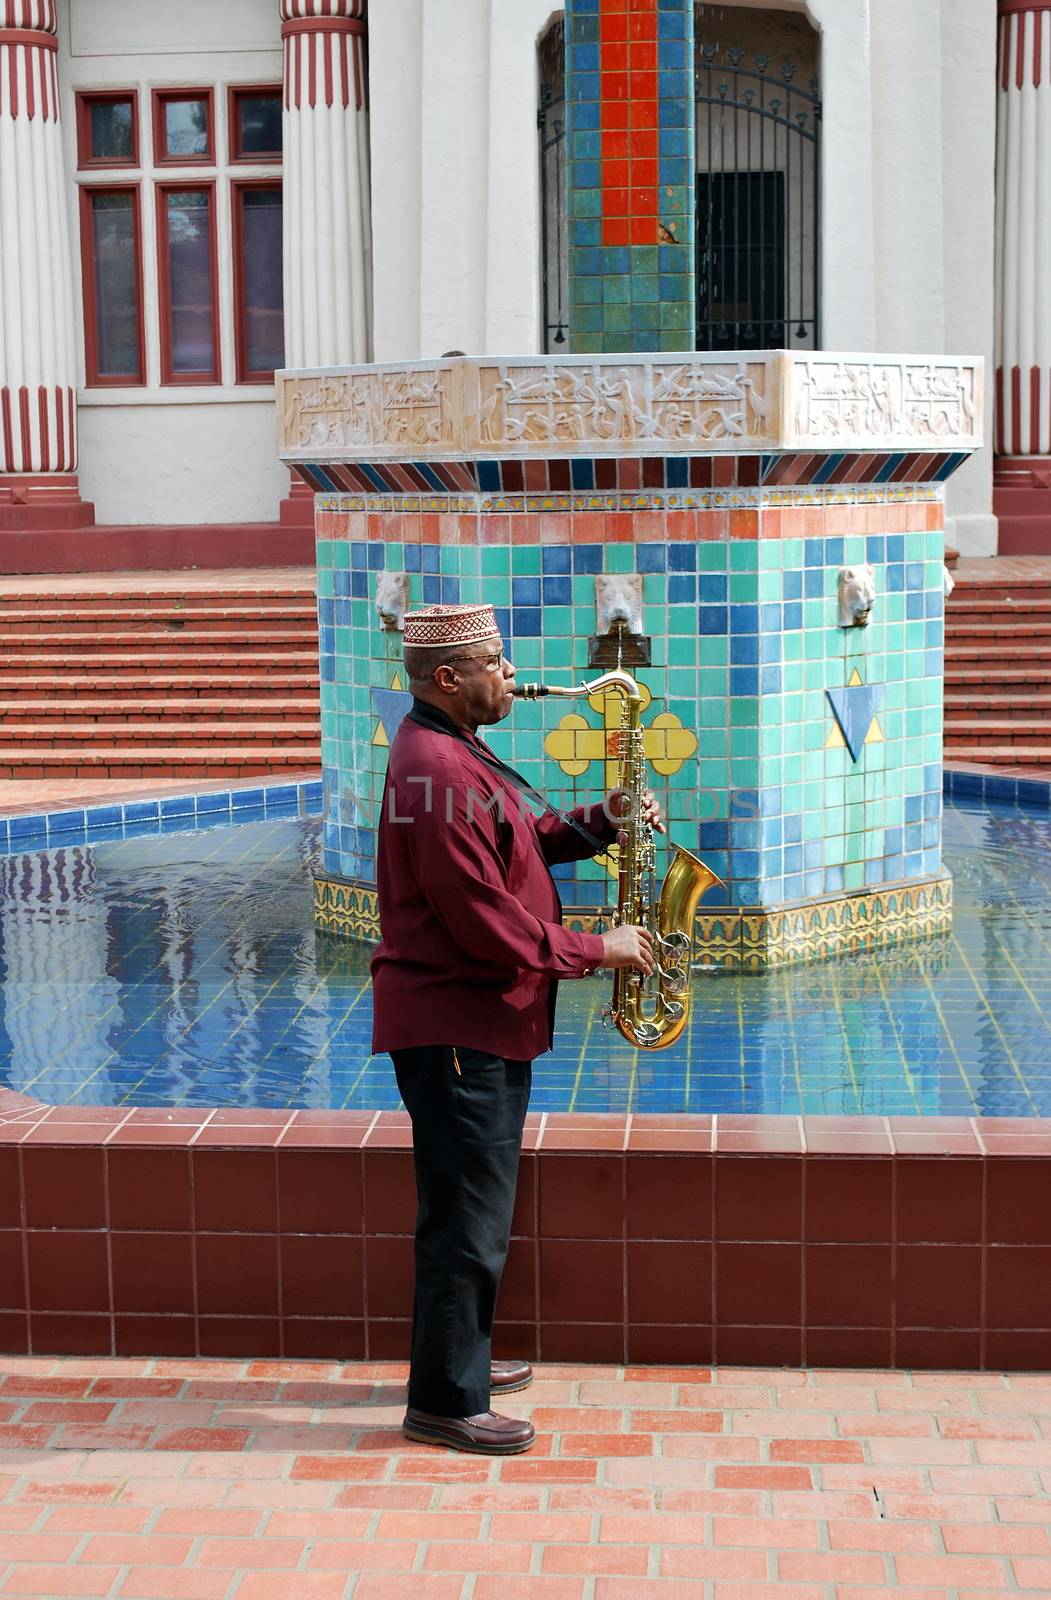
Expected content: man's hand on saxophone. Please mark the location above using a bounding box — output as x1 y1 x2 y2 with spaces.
598 925 656 976
606 786 667 834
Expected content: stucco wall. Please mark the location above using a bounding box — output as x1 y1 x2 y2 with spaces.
59 0 288 526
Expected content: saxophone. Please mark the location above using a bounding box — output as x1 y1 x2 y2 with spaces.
514 670 724 1050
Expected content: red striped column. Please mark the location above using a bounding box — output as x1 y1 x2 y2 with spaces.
281 0 372 369
995 0 1051 471
0 0 85 524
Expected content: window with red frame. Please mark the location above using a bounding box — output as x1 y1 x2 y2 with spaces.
232 182 285 382
229 85 282 163
156 185 220 384
76 91 138 169
80 186 146 386
153 88 214 164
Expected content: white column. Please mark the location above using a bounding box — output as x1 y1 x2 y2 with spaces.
995 0 1051 458
0 0 78 489
281 0 373 368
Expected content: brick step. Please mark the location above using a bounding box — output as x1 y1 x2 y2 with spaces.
944 693 1051 717
0 697 320 724
0 722 320 749
943 745 1051 768
0 605 318 635
0 651 320 672
950 582 1051 602
947 597 1051 613
943 642 1051 661
0 674 319 698
0 589 315 611
945 672 1051 693
944 719 1051 744
945 622 1051 639
0 748 322 779
0 631 316 655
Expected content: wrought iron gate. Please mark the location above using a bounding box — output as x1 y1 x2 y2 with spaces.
539 80 568 351
695 43 821 351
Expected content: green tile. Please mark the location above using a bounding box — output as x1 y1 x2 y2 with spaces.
699 544 728 570
668 635 697 665
699 636 728 666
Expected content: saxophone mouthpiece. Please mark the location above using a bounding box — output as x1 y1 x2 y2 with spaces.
512 684 549 699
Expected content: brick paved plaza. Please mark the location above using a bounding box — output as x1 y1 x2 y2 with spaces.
0 1359 1048 1598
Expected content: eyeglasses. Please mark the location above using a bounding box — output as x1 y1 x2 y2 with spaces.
441 650 505 673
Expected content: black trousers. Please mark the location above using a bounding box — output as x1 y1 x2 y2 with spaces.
391 1044 532 1418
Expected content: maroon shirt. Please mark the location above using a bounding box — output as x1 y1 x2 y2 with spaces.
371 707 610 1059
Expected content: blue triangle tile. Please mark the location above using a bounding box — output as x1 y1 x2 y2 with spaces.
371 687 413 744
826 682 885 763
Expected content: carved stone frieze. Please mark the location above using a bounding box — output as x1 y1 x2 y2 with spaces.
276 352 984 463
784 359 983 451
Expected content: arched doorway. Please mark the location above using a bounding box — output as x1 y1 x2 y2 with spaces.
694 5 821 352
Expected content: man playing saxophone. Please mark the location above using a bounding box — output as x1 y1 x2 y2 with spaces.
371 602 662 1457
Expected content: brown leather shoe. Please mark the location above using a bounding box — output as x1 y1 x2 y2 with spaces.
403 1408 536 1455
490 1358 534 1394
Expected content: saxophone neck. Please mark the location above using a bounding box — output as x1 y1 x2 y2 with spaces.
513 669 643 706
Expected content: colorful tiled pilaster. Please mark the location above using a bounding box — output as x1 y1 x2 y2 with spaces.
278 353 984 971
565 0 695 352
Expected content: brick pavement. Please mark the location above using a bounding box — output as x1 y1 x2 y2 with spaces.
0 1359 1047 1598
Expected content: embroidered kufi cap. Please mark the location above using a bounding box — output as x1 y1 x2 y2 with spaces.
402 603 500 649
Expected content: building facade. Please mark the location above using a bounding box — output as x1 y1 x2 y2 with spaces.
0 0 1026 565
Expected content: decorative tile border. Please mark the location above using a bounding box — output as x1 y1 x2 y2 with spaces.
313 869 953 971
0 780 324 858
944 767 1051 808
314 483 945 517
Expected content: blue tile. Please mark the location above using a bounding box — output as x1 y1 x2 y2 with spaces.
124 801 160 823
47 809 87 836
729 667 759 696
730 788 760 818
9 814 46 843
637 543 666 573
197 792 232 815
542 545 572 574
699 605 728 634
573 544 603 573
512 608 542 637
87 805 123 828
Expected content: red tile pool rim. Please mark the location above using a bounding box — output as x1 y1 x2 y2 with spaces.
3 1087 1051 1372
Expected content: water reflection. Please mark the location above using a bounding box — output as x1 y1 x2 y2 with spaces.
0 801 1050 1116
